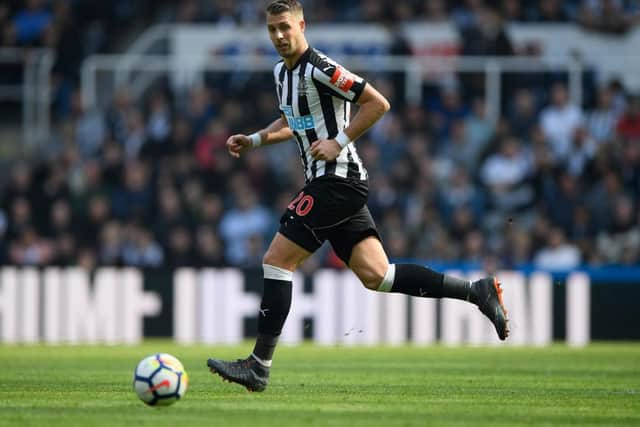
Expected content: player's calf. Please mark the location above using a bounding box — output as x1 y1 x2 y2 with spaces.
370 263 509 340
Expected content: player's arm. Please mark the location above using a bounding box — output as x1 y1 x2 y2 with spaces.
309 82 390 161
342 83 390 142
226 115 293 158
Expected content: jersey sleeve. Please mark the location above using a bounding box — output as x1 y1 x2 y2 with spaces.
311 59 367 103
273 62 284 110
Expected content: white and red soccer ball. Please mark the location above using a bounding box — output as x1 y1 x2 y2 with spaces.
133 353 188 406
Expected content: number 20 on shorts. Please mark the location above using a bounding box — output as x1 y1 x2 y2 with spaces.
288 192 314 216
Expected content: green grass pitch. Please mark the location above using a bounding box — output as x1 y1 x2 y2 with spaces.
0 342 638 426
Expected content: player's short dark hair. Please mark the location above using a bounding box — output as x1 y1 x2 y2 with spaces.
265 0 304 17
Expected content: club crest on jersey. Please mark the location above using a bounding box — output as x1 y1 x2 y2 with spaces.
297 78 308 96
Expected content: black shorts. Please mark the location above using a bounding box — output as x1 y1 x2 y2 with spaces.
278 175 380 264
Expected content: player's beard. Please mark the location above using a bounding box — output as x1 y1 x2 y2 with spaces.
277 43 293 58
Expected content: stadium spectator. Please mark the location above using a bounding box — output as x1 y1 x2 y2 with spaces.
197 193 224 227
9 226 54 266
369 113 408 173
164 116 196 159
218 188 271 266
437 119 483 172
502 226 532 268
194 224 225 267
12 0 52 45
616 95 640 140
422 0 448 22
69 160 107 223
195 118 229 170
428 85 469 142
579 0 637 34
174 0 200 23
33 163 70 233
69 90 107 159
145 91 172 145
243 149 280 204
46 198 72 238
501 0 526 22
123 109 147 160
607 79 628 116
586 169 627 231
508 89 539 141
596 195 640 265
545 172 583 232
464 97 495 155
166 225 197 268
6 197 32 242
0 3 10 44
533 227 581 269
480 136 534 214
437 167 484 223
184 86 216 139
540 82 584 162
110 160 153 221
2 163 34 219
98 220 123 265
47 0 83 118
121 225 164 268
586 85 620 144
358 0 387 22
78 194 110 246
461 229 487 263
570 204 598 262
107 88 134 147
530 125 557 193
533 0 570 22
452 0 484 29
153 187 187 243
204 0 244 25
564 126 598 176
619 139 640 195
459 5 515 99
181 177 206 222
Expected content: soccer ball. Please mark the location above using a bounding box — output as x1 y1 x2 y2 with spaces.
133 353 188 406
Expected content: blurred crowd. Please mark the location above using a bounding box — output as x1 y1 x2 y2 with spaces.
1 74 638 271
3 0 640 49
170 0 640 33
0 0 639 271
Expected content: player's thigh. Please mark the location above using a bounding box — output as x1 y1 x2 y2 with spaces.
348 236 390 290
263 232 313 271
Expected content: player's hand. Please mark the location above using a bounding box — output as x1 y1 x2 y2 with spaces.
226 134 252 158
309 139 342 161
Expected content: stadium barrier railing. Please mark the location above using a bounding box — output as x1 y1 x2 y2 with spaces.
81 53 585 128
0 48 53 147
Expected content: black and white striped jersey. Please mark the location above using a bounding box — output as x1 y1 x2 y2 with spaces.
273 47 368 183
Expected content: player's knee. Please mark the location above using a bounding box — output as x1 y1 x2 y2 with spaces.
263 247 295 271
262 248 280 268
357 268 386 291
353 263 396 292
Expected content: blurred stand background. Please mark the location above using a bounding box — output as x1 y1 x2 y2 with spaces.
0 0 639 344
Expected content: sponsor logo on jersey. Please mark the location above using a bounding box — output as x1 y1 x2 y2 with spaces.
281 105 316 131
330 66 355 92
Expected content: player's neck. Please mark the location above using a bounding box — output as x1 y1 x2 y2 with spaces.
283 42 309 70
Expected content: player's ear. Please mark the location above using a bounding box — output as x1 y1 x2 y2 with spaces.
299 18 305 32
